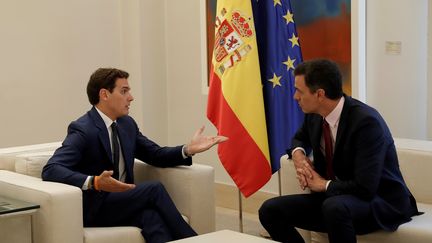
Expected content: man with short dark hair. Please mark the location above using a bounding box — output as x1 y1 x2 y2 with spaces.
259 59 419 243
42 68 227 243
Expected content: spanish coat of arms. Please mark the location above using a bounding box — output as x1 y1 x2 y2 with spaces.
213 8 254 75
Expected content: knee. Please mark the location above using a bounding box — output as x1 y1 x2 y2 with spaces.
135 181 167 195
259 198 279 224
321 197 350 220
147 181 166 192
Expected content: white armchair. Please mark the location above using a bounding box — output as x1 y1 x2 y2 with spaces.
0 142 215 243
280 138 432 243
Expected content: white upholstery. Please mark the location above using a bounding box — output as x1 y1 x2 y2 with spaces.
84 227 144 243
0 142 215 243
281 138 432 243
15 151 54 178
0 170 83 243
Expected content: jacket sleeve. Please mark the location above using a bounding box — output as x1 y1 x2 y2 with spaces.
132 120 192 167
41 122 89 188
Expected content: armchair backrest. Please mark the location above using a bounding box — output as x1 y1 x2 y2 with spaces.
395 138 432 204
0 142 61 175
14 152 54 178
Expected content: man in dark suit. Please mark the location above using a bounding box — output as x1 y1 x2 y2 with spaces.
42 68 227 243
259 59 419 243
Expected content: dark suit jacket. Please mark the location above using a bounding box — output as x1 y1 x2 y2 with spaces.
42 107 191 224
290 95 418 231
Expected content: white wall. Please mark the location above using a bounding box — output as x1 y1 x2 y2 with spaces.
137 0 168 144
366 0 428 140
0 0 169 147
0 0 124 147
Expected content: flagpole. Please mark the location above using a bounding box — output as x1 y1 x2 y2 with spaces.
238 189 244 233
278 170 282 196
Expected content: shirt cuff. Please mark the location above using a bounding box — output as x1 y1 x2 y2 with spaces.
325 180 331 191
182 145 190 159
82 176 92 190
291 147 306 157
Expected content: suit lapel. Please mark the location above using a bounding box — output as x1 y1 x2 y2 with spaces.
311 115 323 153
334 96 351 153
309 114 326 175
89 107 113 162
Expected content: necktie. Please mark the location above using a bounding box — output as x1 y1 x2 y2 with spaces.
322 119 335 179
111 122 120 180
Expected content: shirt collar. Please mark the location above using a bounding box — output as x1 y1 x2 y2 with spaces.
325 96 345 128
95 106 116 129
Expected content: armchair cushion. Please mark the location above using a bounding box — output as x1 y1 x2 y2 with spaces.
14 152 54 178
0 155 16 171
84 227 144 243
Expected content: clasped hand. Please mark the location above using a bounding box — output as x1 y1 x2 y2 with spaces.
292 152 327 192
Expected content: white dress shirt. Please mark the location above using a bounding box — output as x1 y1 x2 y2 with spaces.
82 107 127 190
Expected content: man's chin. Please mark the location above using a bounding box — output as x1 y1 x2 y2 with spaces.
118 112 129 118
300 108 310 114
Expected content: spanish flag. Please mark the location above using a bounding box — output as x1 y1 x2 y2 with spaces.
207 1 271 197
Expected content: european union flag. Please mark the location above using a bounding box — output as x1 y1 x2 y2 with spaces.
252 0 304 173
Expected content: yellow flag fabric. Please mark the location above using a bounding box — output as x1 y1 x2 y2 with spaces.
207 0 271 197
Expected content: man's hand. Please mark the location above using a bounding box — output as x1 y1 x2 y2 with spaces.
292 150 313 190
304 167 327 192
96 170 135 192
185 126 228 155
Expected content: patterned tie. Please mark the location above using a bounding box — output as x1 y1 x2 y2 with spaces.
322 119 335 179
111 122 120 180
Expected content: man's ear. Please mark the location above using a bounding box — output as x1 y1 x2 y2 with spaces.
317 88 326 99
99 89 108 101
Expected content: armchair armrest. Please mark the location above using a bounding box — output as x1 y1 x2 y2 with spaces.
280 154 311 195
133 160 215 234
0 170 83 243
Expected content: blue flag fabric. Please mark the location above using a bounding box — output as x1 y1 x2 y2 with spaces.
252 0 304 173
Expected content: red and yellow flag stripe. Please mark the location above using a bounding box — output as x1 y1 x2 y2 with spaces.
207 0 271 197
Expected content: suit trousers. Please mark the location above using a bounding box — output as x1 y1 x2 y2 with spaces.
259 193 380 243
92 181 197 243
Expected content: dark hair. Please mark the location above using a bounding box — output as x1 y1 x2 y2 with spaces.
86 68 129 105
294 59 343 100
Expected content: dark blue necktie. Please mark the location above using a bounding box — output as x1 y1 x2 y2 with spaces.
111 122 120 180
